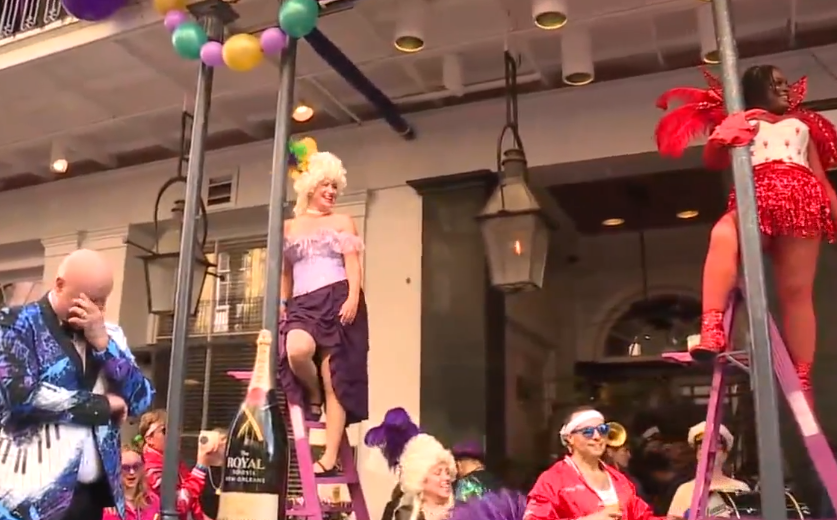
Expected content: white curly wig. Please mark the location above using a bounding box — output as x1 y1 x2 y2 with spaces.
293 151 348 216
397 433 457 520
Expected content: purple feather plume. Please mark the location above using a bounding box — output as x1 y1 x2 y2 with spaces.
450 490 527 520
363 407 419 469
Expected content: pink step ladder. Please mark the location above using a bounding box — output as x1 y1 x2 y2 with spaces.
662 288 837 520
228 370 370 520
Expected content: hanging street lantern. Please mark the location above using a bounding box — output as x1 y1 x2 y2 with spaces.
125 111 216 316
478 52 550 292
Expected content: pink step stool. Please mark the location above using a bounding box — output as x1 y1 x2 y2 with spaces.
662 288 837 520
228 370 370 520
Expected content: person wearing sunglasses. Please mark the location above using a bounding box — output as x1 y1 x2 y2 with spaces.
526 407 670 520
104 445 159 520
138 409 213 520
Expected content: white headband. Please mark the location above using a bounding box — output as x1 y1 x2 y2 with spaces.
560 410 605 437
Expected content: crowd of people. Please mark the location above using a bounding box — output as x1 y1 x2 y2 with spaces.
1 59 836 520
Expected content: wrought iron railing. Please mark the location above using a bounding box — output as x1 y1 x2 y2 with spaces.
155 297 265 339
1 0 72 40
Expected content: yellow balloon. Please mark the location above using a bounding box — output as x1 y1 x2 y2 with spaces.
299 137 318 155
222 34 264 72
153 0 186 14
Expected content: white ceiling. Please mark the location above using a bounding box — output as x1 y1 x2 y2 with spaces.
0 0 835 183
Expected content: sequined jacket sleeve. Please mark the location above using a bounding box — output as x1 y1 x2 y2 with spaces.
93 323 155 417
0 307 111 427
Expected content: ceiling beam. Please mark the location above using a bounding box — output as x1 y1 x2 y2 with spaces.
67 138 118 168
113 39 270 139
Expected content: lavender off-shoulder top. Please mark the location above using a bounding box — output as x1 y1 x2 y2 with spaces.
284 227 364 297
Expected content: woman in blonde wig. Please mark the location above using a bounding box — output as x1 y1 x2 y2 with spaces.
278 138 369 475
365 408 457 520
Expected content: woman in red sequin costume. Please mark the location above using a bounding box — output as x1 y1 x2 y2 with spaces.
656 65 837 405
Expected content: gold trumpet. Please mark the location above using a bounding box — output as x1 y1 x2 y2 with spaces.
605 422 627 448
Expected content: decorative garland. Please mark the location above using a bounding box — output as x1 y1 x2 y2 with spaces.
153 0 320 72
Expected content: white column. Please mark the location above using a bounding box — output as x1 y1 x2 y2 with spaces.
41 233 83 288
81 226 150 347
358 185 423 520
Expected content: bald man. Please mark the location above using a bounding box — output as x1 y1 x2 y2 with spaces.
0 249 155 520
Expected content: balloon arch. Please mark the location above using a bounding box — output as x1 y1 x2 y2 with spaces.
60 0 320 73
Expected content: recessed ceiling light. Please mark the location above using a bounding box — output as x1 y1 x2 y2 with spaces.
50 158 68 173
292 103 314 123
602 218 625 227
677 210 700 219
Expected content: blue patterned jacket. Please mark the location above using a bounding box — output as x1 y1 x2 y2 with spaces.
0 296 155 520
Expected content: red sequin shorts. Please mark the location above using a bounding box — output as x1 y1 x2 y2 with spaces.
726 160 836 242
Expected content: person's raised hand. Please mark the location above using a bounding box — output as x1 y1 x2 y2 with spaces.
107 394 127 423
69 293 108 351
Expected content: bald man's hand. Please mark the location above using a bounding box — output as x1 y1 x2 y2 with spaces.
68 293 109 351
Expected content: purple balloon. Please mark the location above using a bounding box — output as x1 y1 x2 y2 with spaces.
61 0 126 21
200 41 224 67
163 10 189 32
260 27 288 55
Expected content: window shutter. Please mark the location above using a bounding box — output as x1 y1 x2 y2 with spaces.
205 342 256 430
184 346 208 433
152 347 171 408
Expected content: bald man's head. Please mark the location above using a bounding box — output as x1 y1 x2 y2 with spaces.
52 249 114 319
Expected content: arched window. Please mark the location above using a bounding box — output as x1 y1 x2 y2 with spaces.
603 294 701 357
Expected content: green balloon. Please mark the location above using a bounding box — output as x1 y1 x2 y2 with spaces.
172 21 207 60
279 0 319 38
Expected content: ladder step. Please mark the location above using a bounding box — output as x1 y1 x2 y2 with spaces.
316 474 359 486
306 421 326 429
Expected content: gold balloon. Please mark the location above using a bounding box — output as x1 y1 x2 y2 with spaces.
153 0 186 14
222 34 264 72
299 137 318 155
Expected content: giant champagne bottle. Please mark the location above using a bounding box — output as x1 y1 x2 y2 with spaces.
217 330 289 520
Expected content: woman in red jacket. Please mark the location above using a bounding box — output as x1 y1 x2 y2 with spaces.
139 409 209 520
526 407 666 520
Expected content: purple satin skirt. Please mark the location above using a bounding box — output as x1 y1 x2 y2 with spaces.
278 279 369 424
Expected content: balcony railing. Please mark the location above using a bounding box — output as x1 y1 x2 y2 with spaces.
1 0 72 40
156 297 265 339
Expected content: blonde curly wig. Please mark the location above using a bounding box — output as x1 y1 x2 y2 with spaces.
293 151 348 216
397 434 457 520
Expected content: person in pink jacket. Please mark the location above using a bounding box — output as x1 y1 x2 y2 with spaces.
104 445 160 520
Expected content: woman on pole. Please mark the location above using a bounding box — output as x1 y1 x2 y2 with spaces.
655 66 837 406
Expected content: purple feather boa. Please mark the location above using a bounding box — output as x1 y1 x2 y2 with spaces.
363 407 419 469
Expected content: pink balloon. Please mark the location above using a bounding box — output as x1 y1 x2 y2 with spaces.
260 27 288 55
163 10 188 32
200 41 225 67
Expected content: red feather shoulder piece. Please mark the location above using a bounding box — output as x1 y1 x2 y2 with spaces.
785 76 837 168
654 68 726 159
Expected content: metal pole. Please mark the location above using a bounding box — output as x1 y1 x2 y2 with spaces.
711 1 786 517
160 15 218 520
262 38 298 373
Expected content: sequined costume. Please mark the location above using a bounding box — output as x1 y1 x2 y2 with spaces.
277 227 369 424
451 441 500 503
455 471 499 503
655 69 837 402
0 297 155 520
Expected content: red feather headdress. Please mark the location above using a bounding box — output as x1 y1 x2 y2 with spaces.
654 68 809 159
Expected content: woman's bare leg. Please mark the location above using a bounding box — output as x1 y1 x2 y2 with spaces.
772 236 820 406
286 329 322 410
694 212 741 360
315 354 346 474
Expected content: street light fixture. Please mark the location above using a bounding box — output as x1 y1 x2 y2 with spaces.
478 51 550 293
125 111 216 316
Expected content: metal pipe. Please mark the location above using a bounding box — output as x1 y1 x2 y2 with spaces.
262 38 297 374
305 28 415 139
159 15 218 520
711 1 786 518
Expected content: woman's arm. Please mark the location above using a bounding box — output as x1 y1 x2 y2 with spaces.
280 220 294 308
338 215 363 300
808 138 837 213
